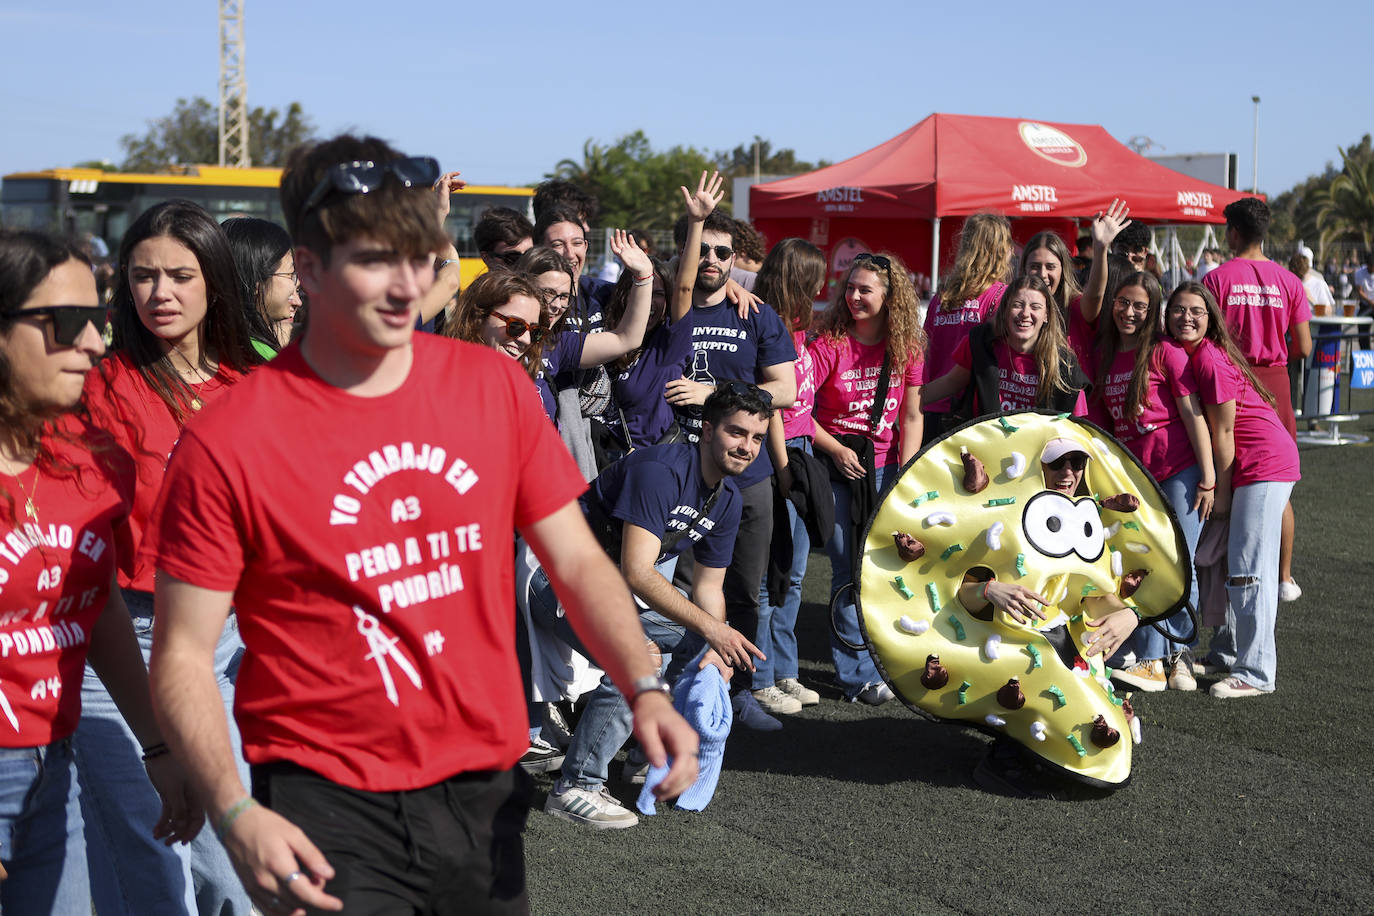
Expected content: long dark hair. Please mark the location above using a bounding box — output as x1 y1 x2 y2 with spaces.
753 238 825 334
221 216 292 353
603 257 672 374
1093 271 1163 420
108 200 264 422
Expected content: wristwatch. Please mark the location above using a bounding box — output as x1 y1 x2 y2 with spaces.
629 675 671 703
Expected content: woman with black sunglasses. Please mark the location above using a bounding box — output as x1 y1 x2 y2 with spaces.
78 199 263 915
810 251 927 704
0 228 199 912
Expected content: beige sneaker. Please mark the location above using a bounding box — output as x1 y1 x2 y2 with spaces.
776 677 820 706
1112 658 1166 693
752 685 803 714
1166 651 1198 691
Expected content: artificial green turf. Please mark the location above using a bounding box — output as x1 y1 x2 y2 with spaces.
527 408 1374 915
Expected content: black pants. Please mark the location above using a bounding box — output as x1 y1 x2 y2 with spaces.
251 761 531 915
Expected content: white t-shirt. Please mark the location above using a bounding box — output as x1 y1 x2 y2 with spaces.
1303 269 1334 308
1354 266 1374 305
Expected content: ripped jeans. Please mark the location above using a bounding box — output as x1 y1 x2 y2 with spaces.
1208 480 1293 691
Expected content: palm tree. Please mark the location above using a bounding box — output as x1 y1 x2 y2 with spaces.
1313 147 1374 254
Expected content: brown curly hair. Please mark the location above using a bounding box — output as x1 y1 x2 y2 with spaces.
443 269 548 380
813 251 926 371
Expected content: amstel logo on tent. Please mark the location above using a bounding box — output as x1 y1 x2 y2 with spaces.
1018 122 1087 168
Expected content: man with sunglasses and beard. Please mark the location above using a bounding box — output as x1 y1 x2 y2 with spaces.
664 211 797 729
144 134 699 915
540 384 772 828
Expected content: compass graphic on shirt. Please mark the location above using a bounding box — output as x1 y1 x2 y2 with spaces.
353 606 422 707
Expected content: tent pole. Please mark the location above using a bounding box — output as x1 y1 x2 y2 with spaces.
930 217 941 297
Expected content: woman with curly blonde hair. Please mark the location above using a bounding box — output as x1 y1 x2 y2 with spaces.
810 251 926 704
922 213 1012 440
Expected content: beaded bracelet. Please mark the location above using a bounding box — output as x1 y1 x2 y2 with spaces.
214 797 259 841
140 741 170 763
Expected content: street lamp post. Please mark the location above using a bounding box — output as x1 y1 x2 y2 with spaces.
1251 95 1261 193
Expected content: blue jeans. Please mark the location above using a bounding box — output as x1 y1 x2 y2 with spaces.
754 436 812 689
1125 464 1204 661
558 609 704 791
827 463 893 698
74 588 252 915
1209 480 1293 691
0 738 89 914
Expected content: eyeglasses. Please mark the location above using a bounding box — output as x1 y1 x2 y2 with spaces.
301 156 442 214
272 271 299 288
489 311 548 344
539 289 571 306
16 306 108 346
1112 296 1149 312
1167 305 1208 319
715 380 773 406
852 252 892 271
699 244 734 262
1046 453 1088 472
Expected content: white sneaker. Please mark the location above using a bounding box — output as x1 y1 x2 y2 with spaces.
544 784 638 829
1279 580 1302 602
752 686 803 715
776 677 820 706
852 682 895 705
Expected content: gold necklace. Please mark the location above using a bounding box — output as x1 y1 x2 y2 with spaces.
1 456 38 523
170 350 215 410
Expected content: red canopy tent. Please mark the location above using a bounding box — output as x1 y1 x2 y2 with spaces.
750 113 1253 295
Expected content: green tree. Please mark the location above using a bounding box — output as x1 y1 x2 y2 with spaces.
548 131 716 229
1311 136 1374 254
712 136 828 179
118 97 315 171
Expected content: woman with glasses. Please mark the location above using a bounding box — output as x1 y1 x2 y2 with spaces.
920 275 1090 420
78 199 264 915
0 228 198 912
1163 283 1299 699
921 213 1012 442
1087 272 1216 694
810 251 926 704
221 216 302 355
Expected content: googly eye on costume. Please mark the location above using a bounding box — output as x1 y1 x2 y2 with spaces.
855 412 1191 790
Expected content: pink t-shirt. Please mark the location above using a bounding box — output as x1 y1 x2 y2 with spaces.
780 330 816 440
921 282 1006 412
1203 258 1311 368
811 333 923 468
1089 339 1200 481
1188 339 1300 488
1065 295 1099 369
951 337 1088 416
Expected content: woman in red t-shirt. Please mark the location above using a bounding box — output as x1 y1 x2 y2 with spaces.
78 200 264 914
811 251 926 705
921 275 1089 419
0 229 196 910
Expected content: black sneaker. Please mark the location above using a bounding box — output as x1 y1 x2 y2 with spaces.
520 737 565 774
972 739 1114 801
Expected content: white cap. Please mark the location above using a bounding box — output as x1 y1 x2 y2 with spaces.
1040 437 1090 465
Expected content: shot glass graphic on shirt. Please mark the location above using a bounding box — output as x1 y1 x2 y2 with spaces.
354 606 423 706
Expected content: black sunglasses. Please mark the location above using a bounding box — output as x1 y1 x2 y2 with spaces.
716 380 773 406
699 244 734 261
852 252 892 271
490 311 548 344
302 156 442 214
17 306 108 346
1046 453 1088 472
490 249 524 267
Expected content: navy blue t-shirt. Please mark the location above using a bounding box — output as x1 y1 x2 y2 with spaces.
677 299 795 488
613 317 694 448
535 331 586 422
566 275 613 335
581 442 741 568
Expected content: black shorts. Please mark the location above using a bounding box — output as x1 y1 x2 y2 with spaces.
251 761 531 915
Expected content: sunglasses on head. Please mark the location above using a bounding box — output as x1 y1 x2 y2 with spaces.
1046 453 1088 472
699 244 734 261
489 311 547 344
302 156 442 214
716 380 773 406
17 306 108 346
852 252 892 271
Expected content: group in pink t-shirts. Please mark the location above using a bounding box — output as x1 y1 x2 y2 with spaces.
921 283 1005 413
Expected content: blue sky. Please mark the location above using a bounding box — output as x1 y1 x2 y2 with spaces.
1 0 1368 200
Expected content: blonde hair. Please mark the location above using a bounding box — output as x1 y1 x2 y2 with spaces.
940 213 1012 310
814 252 926 370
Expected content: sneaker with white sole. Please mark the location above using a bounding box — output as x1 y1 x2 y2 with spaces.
1209 676 1268 699
519 736 564 774
752 685 803 715
1166 650 1198 691
621 747 649 785
852 682 894 705
1191 655 1227 676
776 677 820 706
543 784 638 829
1279 580 1302 602
1112 658 1167 692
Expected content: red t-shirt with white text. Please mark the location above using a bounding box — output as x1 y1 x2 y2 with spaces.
0 422 134 747
83 353 243 593
147 335 586 791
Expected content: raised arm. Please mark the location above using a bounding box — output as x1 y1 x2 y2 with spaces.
673 171 724 323
1080 199 1131 324
578 230 655 367
416 171 465 324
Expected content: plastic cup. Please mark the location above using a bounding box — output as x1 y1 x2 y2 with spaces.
1344 302 1358 318
1313 302 1330 316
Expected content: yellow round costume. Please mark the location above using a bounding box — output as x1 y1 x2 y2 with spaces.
857 412 1190 788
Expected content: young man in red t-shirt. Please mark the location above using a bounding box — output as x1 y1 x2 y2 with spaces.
146 134 699 915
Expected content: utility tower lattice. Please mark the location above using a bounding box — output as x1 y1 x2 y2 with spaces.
218 0 249 167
